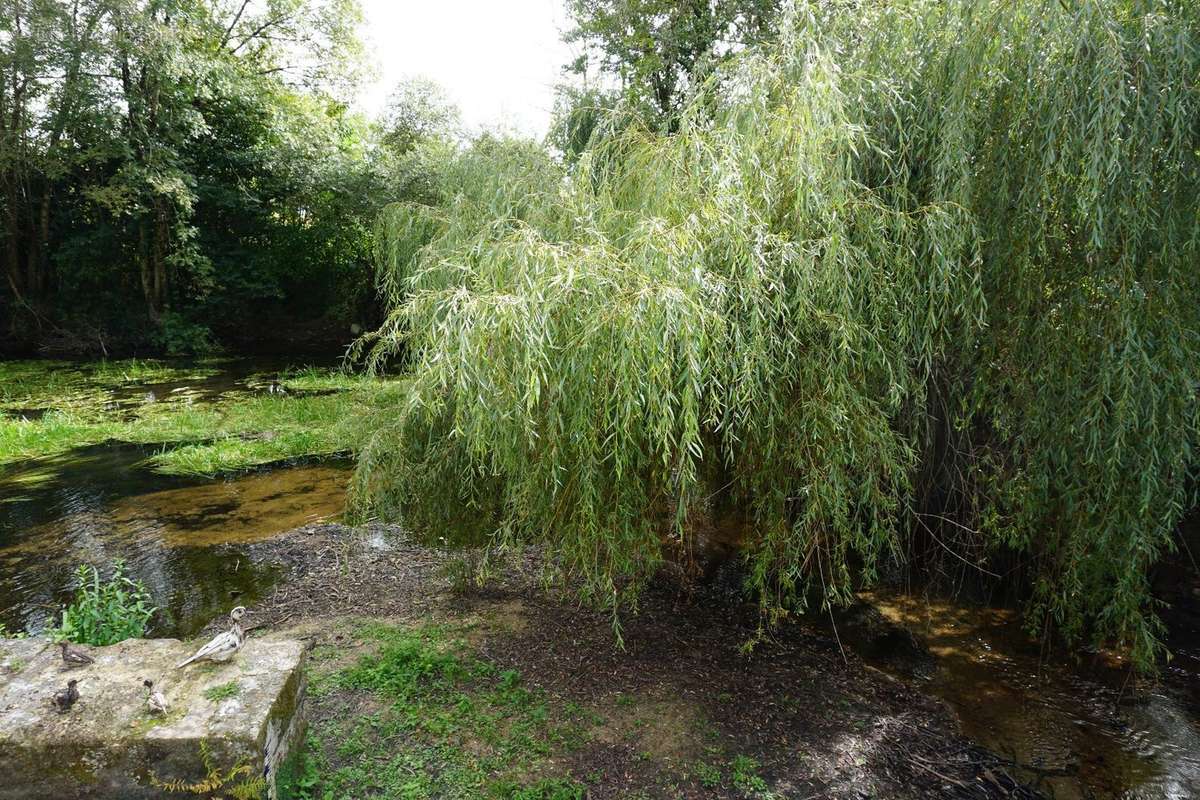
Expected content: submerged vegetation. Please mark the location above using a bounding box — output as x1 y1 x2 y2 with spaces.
355 0 1200 668
0 360 372 475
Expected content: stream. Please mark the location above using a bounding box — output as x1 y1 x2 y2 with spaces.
1 359 1198 798
0 360 350 638
862 590 1200 799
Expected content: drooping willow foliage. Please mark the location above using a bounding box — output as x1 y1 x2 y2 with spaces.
354 0 1200 666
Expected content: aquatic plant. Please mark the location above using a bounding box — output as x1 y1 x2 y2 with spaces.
51 562 156 646
355 0 1200 667
0 363 373 475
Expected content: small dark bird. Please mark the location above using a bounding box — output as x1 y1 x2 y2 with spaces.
144 679 169 715
58 641 95 668
52 679 80 713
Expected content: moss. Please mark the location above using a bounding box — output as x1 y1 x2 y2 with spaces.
130 704 186 735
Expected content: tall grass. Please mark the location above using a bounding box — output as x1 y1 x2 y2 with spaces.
355 0 1200 666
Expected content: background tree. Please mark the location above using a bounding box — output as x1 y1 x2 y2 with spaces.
563 0 781 126
379 76 461 156
0 0 393 354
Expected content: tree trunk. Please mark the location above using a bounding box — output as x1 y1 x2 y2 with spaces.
3 175 23 303
138 217 158 324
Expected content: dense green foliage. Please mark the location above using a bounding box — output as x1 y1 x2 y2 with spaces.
0 0 439 355
51 561 155 645
356 0 1200 666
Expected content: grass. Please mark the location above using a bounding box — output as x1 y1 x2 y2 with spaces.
270 366 368 394
202 681 241 702
285 619 785 799
0 360 383 476
284 622 594 800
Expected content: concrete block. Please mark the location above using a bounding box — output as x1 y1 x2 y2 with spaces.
0 635 306 799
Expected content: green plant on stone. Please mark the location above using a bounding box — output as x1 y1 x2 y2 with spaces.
202 681 241 702
50 562 156 646
151 739 264 798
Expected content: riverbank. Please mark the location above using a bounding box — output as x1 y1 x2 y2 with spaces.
0 359 379 475
223 523 1036 799
4 357 1197 798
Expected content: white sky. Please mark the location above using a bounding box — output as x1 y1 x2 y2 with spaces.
356 0 579 139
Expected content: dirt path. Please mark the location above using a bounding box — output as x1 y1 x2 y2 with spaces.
226 524 1037 799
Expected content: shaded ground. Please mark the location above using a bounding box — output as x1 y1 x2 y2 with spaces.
219 524 1038 799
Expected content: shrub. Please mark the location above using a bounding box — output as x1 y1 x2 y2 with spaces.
51 562 156 646
154 311 219 357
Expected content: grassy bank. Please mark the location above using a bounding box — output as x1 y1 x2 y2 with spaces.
282 619 777 800
253 525 1037 800
0 360 380 476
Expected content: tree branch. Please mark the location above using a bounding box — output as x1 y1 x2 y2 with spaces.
221 0 252 48
230 13 295 55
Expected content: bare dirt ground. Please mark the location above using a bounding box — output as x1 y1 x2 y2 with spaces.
225 523 1040 799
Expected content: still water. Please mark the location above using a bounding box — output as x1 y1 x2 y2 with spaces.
0 361 350 638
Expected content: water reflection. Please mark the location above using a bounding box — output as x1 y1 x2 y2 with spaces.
0 442 348 638
862 591 1200 800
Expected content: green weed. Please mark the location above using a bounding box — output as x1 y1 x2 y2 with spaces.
202 681 241 702
49 561 155 646
730 754 771 796
694 760 721 789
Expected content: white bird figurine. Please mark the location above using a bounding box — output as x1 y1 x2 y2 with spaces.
175 606 247 669
144 679 169 715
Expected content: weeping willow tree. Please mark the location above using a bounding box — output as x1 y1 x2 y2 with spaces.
354 0 1200 666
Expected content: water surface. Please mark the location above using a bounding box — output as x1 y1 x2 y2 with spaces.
862 590 1200 800
0 359 350 638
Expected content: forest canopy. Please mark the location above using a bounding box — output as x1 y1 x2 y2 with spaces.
355 0 1200 668
0 0 419 355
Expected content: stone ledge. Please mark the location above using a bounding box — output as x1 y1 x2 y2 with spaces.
0 635 306 800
